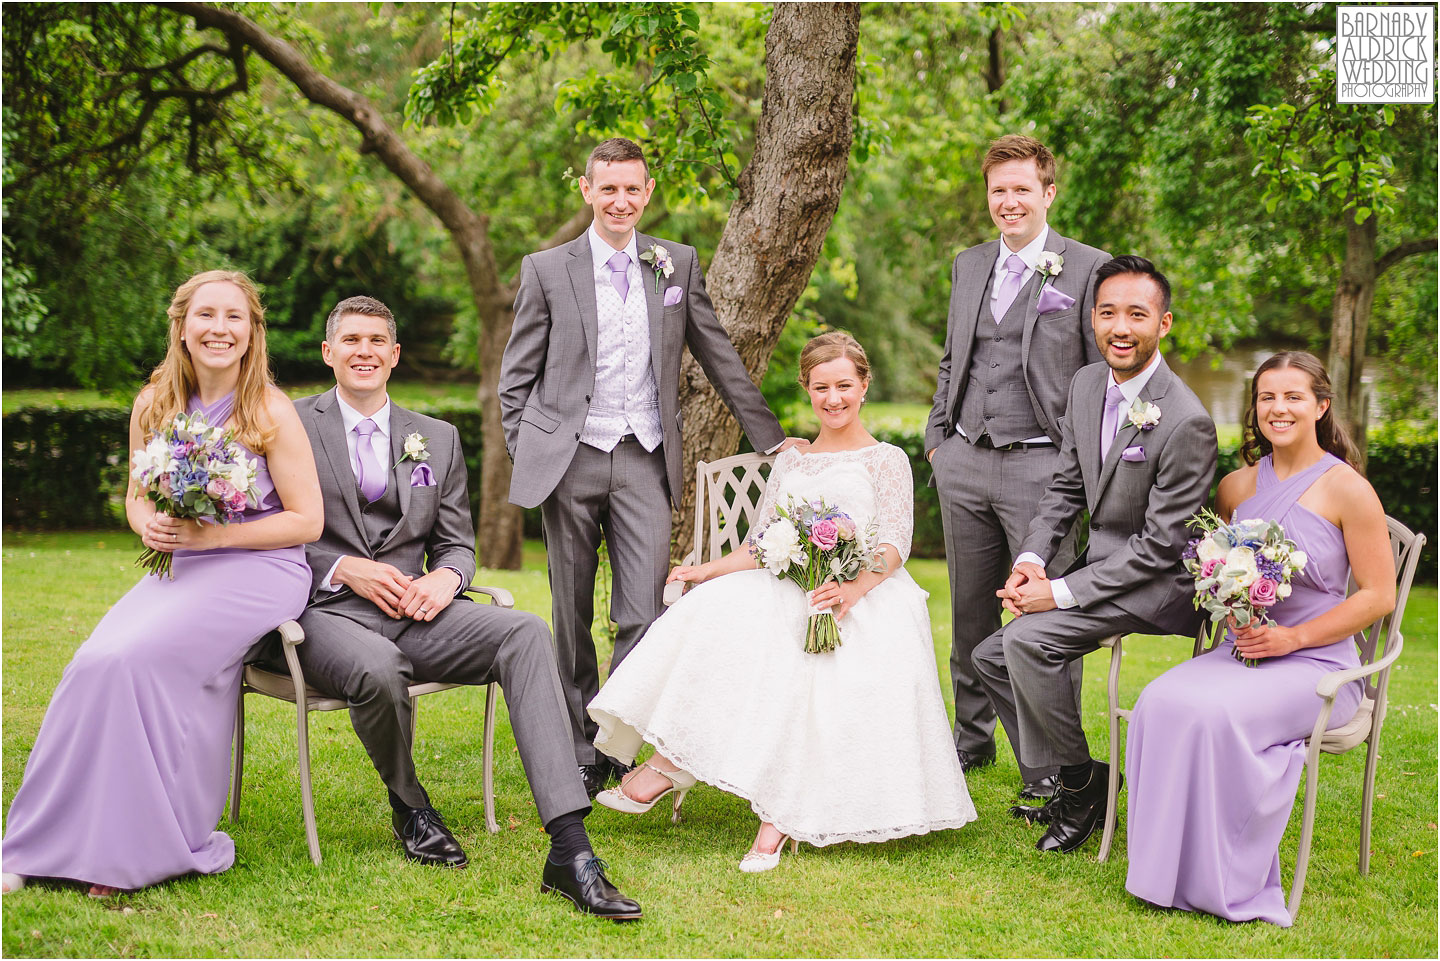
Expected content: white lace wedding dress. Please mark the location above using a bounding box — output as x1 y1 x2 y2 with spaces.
589 443 977 846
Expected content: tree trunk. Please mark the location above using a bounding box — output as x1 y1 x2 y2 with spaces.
673 2 860 558
985 27 1009 115
1328 209 1376 465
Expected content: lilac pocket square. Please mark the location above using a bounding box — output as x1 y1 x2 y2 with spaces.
1036 284 1076 315
663 285 684 307
410 463 436 487
1120 445 1146 463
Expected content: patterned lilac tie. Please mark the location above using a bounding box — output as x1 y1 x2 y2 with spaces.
993 253 1027 322
1100 384 1126 461
607 250 630 302
354 418 387 503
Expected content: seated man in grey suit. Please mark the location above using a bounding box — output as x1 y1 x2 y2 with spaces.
973 257 1217 854
292 295 640 920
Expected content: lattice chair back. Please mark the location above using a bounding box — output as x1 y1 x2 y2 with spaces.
692 452 777 564
1349 516 1426 701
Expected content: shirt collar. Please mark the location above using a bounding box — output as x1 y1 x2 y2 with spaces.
588 224 641 274
336 392 391 438
1107 351 1163 407
993 226 1052 275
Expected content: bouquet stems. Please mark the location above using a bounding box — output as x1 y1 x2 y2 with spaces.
805 611 842 654
135 546 176 579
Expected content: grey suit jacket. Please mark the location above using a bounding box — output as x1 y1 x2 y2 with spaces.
499 231 785 510
1020 357 1218 636
296 388 477 607
925 230 1109 455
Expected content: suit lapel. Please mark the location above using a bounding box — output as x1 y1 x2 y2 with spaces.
1020 230 1067 369
377 403 416 555
636 231 668 379
314 388 365 536
1094 356 1174 504
949 240 999 415
566 233 599 370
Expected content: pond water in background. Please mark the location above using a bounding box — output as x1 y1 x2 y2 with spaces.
1167 348 1394 426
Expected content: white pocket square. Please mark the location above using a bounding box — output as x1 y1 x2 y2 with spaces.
663 285 684 307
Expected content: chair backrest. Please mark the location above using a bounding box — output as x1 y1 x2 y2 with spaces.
691 451 777 564
1189 515 1425 681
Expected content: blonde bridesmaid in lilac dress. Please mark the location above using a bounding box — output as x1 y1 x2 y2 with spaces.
2 270 323 897
1123 352 1396 926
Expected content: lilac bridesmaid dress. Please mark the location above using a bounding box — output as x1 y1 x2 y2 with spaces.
3 392 310 890
1123 452 1361 926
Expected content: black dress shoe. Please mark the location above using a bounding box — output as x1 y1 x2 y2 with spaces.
1036 761 1119 853
541 853 643 921
579 763 610 799
1018 774 1059 801
392 806 468 867
955 749 996 772
1008 797 1057 824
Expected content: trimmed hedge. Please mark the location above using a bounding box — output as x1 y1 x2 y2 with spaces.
4 403 1434 577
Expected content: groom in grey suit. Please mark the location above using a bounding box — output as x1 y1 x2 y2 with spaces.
293 296 640 919
499 137 795 795
973 256 1217 854
925 134 1110 797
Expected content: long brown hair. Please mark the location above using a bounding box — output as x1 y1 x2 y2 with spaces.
139 270 277 453
1241 351 1360 469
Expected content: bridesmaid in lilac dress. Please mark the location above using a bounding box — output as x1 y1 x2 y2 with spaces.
1123 351 1396 926
2 270 323 897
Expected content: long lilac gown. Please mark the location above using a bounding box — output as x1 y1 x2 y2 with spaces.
3 391 309 890
1123 452 1361 926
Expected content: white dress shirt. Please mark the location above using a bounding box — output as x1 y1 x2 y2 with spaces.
1014 350 1164 609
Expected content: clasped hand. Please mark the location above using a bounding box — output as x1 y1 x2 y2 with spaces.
809 578 864 620
1229 617 1302 660
142 513 213 553
996 561 1057 617
336 557 460 621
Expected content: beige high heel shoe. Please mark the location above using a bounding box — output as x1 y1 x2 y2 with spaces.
595 761 697 824
739 830 800 873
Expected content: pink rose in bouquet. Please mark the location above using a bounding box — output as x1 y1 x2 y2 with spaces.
809 517 840 551
1248 577 1279 608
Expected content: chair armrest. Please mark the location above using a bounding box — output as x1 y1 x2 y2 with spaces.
1314 633 1404 699
276 619 305 647
661 551 699 607
464 585 515 609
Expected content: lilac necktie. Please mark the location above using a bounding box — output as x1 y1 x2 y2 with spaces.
1100 384 1126 461
607 250 630 302
993 253 1027 322
354 418 387 503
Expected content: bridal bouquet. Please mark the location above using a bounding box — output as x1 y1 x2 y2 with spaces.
1183 508 1307 667
130 410 260 578
750 495 886 654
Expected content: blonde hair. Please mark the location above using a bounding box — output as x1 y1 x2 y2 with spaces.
798 331 871 386
139 270 277 453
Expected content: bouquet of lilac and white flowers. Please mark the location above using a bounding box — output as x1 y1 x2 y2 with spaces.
750 495 887 654
130 410 261 578
1183 508 1308 667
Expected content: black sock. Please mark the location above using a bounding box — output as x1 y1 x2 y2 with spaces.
1059 761 1093 791
546 810 594 864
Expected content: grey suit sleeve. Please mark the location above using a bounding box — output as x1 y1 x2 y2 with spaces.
1063 412 1218 610
424 421 479 586
925 253 963 454
1077 249 1109 368
680 249 785 452
1018 387 1089 562
499 254 550 458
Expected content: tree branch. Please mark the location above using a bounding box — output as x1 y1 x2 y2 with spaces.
1375 237 1438 278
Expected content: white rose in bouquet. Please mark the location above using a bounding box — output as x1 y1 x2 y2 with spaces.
1223 546 1260 587
757 518 804 575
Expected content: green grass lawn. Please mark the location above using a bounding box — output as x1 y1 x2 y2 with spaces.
3 532 1435 957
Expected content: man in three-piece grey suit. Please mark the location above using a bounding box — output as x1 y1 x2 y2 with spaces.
925 134 1110 797
973 256 1218 854
292 296 641 920
499 138 792 795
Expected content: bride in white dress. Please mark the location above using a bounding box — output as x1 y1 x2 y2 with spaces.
588 332 976 871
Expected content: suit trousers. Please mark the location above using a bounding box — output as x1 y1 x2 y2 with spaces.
932 434 1081 772
972 600 1156 772
292 598 589 824
541 439 672 765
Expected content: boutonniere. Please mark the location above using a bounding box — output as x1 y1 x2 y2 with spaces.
399 432 430 464
638 243 675 293
1034 250 1064 303
1127 401 1162 431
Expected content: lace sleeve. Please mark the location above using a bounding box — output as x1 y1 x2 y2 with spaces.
869 444 914 564
745 448 798 547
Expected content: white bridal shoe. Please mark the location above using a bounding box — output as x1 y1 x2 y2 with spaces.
739 833 799 873
1 873 24 893
596 761 698 824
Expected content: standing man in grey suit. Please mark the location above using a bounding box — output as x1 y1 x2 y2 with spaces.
925 134 1110 800
974 256 1217 854
293 296 641 920
499 138 799 797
